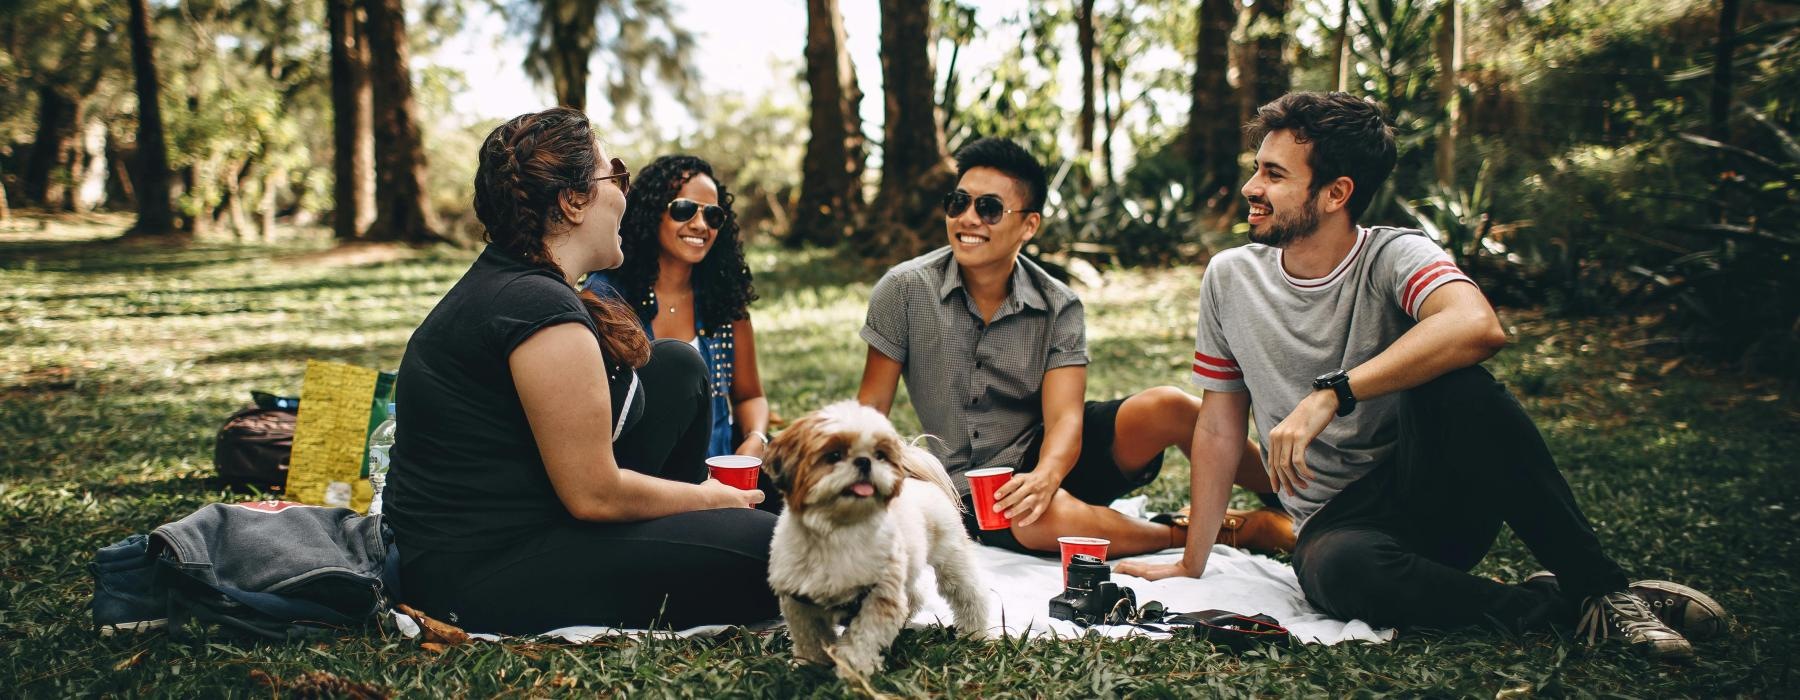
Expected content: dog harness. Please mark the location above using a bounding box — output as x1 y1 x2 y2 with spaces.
785 585 873 621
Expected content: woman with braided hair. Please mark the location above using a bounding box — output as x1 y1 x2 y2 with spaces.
582 155 769 464
384 108 779 634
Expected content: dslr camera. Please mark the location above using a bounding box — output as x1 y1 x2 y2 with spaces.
1048 554 1138 626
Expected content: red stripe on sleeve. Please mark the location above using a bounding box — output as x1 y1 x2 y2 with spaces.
1400 260 1458 304
1193 350 1239 368
1192 363 1244 381
1402 267 1469 315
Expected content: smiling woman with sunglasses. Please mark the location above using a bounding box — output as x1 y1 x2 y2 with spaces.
383 110 777 635
583 154 773 476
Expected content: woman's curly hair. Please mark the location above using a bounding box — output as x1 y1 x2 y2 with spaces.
610 155 757 328
472 107 649 367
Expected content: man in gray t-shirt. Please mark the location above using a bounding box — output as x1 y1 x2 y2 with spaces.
857 137 1288 558
1120 92 1721 662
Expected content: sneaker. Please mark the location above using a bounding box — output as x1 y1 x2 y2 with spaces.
1522 572 1728 641
1576 591 1692 661
1629 580 1729 641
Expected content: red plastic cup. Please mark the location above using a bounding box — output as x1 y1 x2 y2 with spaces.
1058 537 1111 585
706 455 762 491
965 467 1014 531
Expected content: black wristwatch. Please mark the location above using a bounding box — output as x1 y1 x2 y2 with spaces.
1312 369 1357 417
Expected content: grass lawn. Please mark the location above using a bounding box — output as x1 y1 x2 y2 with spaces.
2 212 1796 697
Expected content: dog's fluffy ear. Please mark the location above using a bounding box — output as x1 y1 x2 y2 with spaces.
764 414 816 494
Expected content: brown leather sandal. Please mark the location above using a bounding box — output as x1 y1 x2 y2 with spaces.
1155 504 1296 553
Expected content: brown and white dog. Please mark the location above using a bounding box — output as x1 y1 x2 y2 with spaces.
763 401 990 679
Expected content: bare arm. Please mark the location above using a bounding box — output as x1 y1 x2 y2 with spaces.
1352 281 1505 400
994 365 1085 526
728 317 770 457
1117 388 1250 580
856 345 903 416
511 323 760 522
1266 280 1507 495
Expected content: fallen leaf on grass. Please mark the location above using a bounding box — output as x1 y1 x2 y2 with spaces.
249 668 390 699
112 650 145 671
395 603 470 646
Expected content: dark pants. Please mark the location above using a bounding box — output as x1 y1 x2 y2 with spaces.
400 339 779 634
1291 365 1629 632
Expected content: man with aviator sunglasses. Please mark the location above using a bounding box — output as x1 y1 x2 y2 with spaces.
857 138 1287 558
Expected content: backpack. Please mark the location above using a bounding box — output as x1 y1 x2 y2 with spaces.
214 405 297 490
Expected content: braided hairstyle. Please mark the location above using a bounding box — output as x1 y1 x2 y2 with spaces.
611 155 757 328
473 108 650 367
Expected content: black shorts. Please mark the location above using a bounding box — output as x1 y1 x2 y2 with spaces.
959 396 1165 554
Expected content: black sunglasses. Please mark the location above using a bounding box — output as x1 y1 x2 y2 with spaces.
667 198 726 229
943 190 1037 226
592 157 630 195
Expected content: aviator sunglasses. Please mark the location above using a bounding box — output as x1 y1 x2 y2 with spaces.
942 190 1038 226
667 198 727 229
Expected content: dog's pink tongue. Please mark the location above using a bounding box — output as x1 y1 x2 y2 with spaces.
851 482 875 497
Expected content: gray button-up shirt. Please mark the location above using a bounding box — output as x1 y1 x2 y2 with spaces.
860 247 1089 495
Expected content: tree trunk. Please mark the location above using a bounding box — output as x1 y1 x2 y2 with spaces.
74 118 108 213
1247 0 1291 114
1187 0 1240 208
549 0 600 112
1710 0 1740 142
258 168 281 241
21 85 76 207
1434 0 1461 190
127 0 176 234
1100 58 1118 187
1331 0 1351 92
329 0 375 240
1077 0 1097 167
0 165 11 224
362 0 442 244
858 0 956 260
790 0 866 248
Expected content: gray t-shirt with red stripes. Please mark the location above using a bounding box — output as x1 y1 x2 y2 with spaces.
1190 226 1474 531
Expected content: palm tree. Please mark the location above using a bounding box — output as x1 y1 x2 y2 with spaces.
508 0 695 116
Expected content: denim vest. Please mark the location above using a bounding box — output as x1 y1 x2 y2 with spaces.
584 273 735 457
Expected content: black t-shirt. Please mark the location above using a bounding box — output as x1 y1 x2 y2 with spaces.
386 246 637 553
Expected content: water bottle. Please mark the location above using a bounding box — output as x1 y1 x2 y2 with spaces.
366 402 397 515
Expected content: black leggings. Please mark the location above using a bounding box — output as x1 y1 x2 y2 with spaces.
1291 365 1630 632
400 339 779 634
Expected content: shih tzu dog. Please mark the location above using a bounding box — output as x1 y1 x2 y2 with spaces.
763 401 990 680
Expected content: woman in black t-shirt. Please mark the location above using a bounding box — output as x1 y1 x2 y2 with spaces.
384 107 778 634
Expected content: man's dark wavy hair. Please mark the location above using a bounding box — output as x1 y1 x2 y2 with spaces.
611 154 756 328
1245 92 1397 221
953 137 1048 213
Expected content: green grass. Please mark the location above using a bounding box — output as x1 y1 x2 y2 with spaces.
2 212 1797 697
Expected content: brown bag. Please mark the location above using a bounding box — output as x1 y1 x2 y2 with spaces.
214 407 297 490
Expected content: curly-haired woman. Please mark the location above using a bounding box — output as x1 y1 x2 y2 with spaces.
581 155 770 462
384 108 778 634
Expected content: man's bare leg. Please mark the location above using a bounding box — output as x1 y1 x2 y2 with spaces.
1113 386 1268 495
1000 387 1273 556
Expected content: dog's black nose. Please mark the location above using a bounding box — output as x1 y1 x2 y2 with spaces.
853 457 871 473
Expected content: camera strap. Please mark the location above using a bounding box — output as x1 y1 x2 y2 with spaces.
1129 606 1294 651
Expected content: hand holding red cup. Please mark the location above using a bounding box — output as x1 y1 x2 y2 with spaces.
706 455 762 490
965 467 1014 531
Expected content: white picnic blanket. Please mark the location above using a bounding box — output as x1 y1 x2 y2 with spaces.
393 498 1393 645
